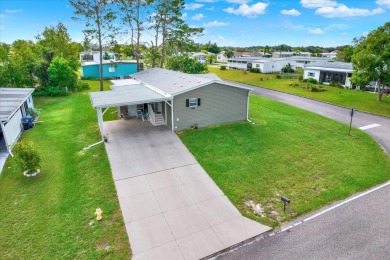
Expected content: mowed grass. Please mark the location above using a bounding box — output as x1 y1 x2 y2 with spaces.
209 67 390 117
0 80 130 259
180 95 390 227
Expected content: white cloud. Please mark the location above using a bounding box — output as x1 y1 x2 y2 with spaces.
182 13 188 19
203 20 230 27
223 2 269 18
184 3 204 10
196 0 218 2
316 5 385 18
325 23 348 30
280 9 301 16
206 6 216 10
192 13 206 20
307 28 325 34
227 0 250 4
376 0 390 8
5 9 23 13
300 0 338 9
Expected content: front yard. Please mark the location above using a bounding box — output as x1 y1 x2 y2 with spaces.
208 67 390 117
180 95 390 227
0 80 130 259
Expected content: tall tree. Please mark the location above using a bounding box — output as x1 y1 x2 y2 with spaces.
117 0 149 72
70 0 118 91
351 22 390 101
336 45 353 62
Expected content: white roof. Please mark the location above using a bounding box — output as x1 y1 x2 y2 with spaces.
89 84 169 109
304 61 353 72
132 68 251 96
0 88 34 122
110 79 141 86
89 68 251 109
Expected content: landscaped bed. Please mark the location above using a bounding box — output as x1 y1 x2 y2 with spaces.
180 94 390 227
0 80 130 259
208 67 390 117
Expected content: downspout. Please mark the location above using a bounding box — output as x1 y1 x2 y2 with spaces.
0 121 13 157
246 90 255 124
171 97 174 131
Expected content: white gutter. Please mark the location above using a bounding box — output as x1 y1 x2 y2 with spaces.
171 97 174 131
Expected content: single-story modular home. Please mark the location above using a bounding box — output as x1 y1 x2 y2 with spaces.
227 57 292 73
0 88 35 156
81 61 143 79
89 68 252 137
304 61 353 87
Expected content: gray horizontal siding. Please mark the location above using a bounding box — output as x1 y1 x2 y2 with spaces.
173 83 249 130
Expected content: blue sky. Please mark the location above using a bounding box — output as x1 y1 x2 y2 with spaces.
1 0 389 47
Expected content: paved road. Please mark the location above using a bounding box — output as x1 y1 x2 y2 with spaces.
212 82 390 260
228 80 390 155
215 181 390 260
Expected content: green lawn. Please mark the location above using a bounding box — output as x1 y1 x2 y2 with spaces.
180 95 390 227
0 80 129 259
209 67 390 117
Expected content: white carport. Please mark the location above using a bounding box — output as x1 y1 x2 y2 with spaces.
89 84 170 139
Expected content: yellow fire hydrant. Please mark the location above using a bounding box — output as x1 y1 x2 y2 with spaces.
95 208 103 221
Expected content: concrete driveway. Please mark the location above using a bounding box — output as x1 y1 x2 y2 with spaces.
104 119 270 260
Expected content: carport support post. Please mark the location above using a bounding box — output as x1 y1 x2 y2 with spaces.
97 108 105 140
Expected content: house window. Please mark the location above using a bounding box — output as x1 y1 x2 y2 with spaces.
308 72 315 77
256 64 260 68
186 98 201 108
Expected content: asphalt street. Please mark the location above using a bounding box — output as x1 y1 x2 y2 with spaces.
215 181 390 260
212 82 390 260
228 80 390 155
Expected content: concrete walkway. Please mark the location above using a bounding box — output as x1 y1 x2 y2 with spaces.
104 119 270 260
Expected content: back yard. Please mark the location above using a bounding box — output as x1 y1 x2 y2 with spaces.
209 67 390 117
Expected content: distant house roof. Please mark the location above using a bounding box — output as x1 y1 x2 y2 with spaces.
0 88 34 122
82 61 139 66
304 61 353 72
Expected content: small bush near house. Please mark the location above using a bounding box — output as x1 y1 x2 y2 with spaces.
28 107 40 118
298 75 303 81
13 141 42 174
276 75 282 79
76 81 90 92
307 78 318 84
250 68 261 73
220 65 227 70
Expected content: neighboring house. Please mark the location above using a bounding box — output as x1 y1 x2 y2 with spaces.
272 51 311 58
304 61 353 87
0 88 35 158
233 51 263 58
288 56 330 69
80 51 116 63
89 68 252 136
189 52 207 63
217 51 228 63
227 57 293 73
81 61 142 79
321 51 338 59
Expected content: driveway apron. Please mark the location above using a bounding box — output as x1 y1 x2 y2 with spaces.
104 119 271 260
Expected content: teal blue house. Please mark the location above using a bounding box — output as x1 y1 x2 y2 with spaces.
81 61 143 79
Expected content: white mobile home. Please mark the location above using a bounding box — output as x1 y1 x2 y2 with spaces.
227 57 292 73
304 61 353 87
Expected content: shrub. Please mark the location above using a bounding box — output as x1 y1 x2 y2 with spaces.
13 141 41 174
28 107 40 118
33 86 69 97
310 86 320 92
276 75 282 79
298 75 303 81
76 81 90 92
249 68 261 73
220 65 227 70
307 78 318 84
